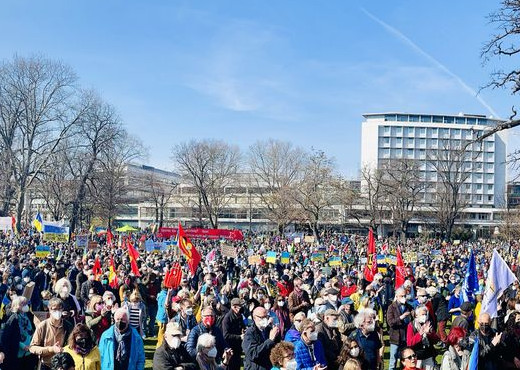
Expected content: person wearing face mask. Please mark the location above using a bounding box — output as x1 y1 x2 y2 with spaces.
386 288 413 370
468 312 503 370
63 323 101 370
123 290 147 337
243 306 280 370
222 298 246 370
173 298 198 342
285 312 306 343
293 318 327 370
336 339 368 370
316 309 342 370
80 270 104 307
99 307 145 370
0 296 37 370
186 307 227 360
499 311 520 368
406 306 439 370
54 278 81 327
440 327 470 370
323 288 340 311
29 298 73 370
269 341 297 370
288 278 311 320
153 322 198 370
349 309 382 370
196 333 233 370
85 295 112 343
273 296 291 335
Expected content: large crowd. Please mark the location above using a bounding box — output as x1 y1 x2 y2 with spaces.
0 229 518 370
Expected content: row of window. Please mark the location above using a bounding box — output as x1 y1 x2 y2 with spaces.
378 148 495 163
379 137 494 151
119 207 270 220
381 114 493 126
379 126 494 141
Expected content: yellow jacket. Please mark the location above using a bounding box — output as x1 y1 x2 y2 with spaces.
64 345 101 370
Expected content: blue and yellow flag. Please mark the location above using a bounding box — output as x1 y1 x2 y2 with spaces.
33 212 43 232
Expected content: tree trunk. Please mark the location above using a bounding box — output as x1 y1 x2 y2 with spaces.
15 190 25 232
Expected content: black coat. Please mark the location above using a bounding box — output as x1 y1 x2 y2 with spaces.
316 322 342 370
0 312 34 370
153 342 198 370
242 324 278 370
431 292 449 322
222 310 246 370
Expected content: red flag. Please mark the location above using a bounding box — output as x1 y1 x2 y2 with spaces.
106 229 114 247
363 228 378 282
127 242 141 276
109 256 119 288
395 247 406 289
93 257 102 279
177 223 201 275
166 263 183 288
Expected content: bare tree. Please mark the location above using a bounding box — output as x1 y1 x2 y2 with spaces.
379 158 428 240
0 55 90 230
426 142 476 239
292 149 339 242
172 139 240 228
248 139 304 234
90 133 145 228
142 171 178 228
360 165 386 232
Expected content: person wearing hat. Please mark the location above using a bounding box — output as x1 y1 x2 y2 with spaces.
284 311 306 343
316 309 342 370
324 288 340 311
451 302 473 332
153 322 197 370
338 297 357 337
222 298 246 370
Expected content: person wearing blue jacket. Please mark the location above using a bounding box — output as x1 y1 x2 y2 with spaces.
156 285 169 348
99 307 145 370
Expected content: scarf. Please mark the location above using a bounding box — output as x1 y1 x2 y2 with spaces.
114 326 131 363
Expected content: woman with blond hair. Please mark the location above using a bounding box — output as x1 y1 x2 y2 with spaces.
123 290 147 337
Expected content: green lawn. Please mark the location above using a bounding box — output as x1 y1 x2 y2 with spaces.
144 337 156 369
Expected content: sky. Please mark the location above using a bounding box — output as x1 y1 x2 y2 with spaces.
1 0 519 178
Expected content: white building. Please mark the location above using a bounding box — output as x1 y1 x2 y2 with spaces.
360 112 507 227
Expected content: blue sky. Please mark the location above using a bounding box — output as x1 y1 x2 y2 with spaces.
1 0 518 177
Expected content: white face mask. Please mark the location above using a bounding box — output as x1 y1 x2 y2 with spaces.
329 320 339 328
258 318 269 330
286 359 298 370
207 347 218 358
329 295 338 302
185 308 194 316
166 336 181 349
22 305 29 313
398 297 406 305
294 322 301 331
350 348 360 357
264 303 271 310
366 323 376 332
51 310 63 320
515 304 520 311
308 331 318 341
278 301 285 307
418 315 428 324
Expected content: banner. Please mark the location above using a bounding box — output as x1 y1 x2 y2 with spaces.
158 227 243 241
76 235 89 249
36 245 51 258
266 251 277 264
221 245 238 258
145 240 167 253
280 251 290 264
311 253 324 262
385 255 397 265
328 257 342 267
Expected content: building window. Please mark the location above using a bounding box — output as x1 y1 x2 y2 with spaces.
395 137 402 147
467 117 476 125
409 115 420 122
444 116 454 123
406 149 414 158
455 117 465 124
433 116 443 123
397 114 408 122
394 126 403 136
383 126 391 135
488 184 493 191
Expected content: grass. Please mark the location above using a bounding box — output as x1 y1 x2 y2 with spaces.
144 337 156 369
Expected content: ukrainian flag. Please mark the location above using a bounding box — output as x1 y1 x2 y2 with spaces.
33 212 43 232
0 293 10 320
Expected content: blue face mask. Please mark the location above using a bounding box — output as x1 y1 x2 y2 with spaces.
43 300 49 307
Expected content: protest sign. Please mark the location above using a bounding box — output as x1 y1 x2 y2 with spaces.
266 251 277 264
76 235 88 249
281 251 290 264
36 245 50 258
328 257 342 267
304 236 315 243
248 255 261 265
221 245 238 258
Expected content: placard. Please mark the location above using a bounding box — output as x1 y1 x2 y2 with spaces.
36 245 50 258
88 241 99 250
403 252 418 263
328 257 342 267
280 251 290 264
266 251 277 264
76 235 89 249
304 236 315 243
248 255 261 265
294 237 301 244
22 282 35 301
221 245 238 258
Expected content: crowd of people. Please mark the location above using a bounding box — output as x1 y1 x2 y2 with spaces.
0 229 518 370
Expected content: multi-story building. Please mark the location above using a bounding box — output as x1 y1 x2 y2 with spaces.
361 112 507 231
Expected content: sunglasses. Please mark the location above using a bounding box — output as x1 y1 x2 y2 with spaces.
403 354 417 360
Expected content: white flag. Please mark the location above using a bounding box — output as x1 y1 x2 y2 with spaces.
481 249 517 318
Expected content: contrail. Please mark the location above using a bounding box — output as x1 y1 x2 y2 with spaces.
361 8 500 118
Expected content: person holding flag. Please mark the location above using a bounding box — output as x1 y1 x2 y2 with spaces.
460 249 479 305
33 211 43 232
363 228 378 283
468 312 503 370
